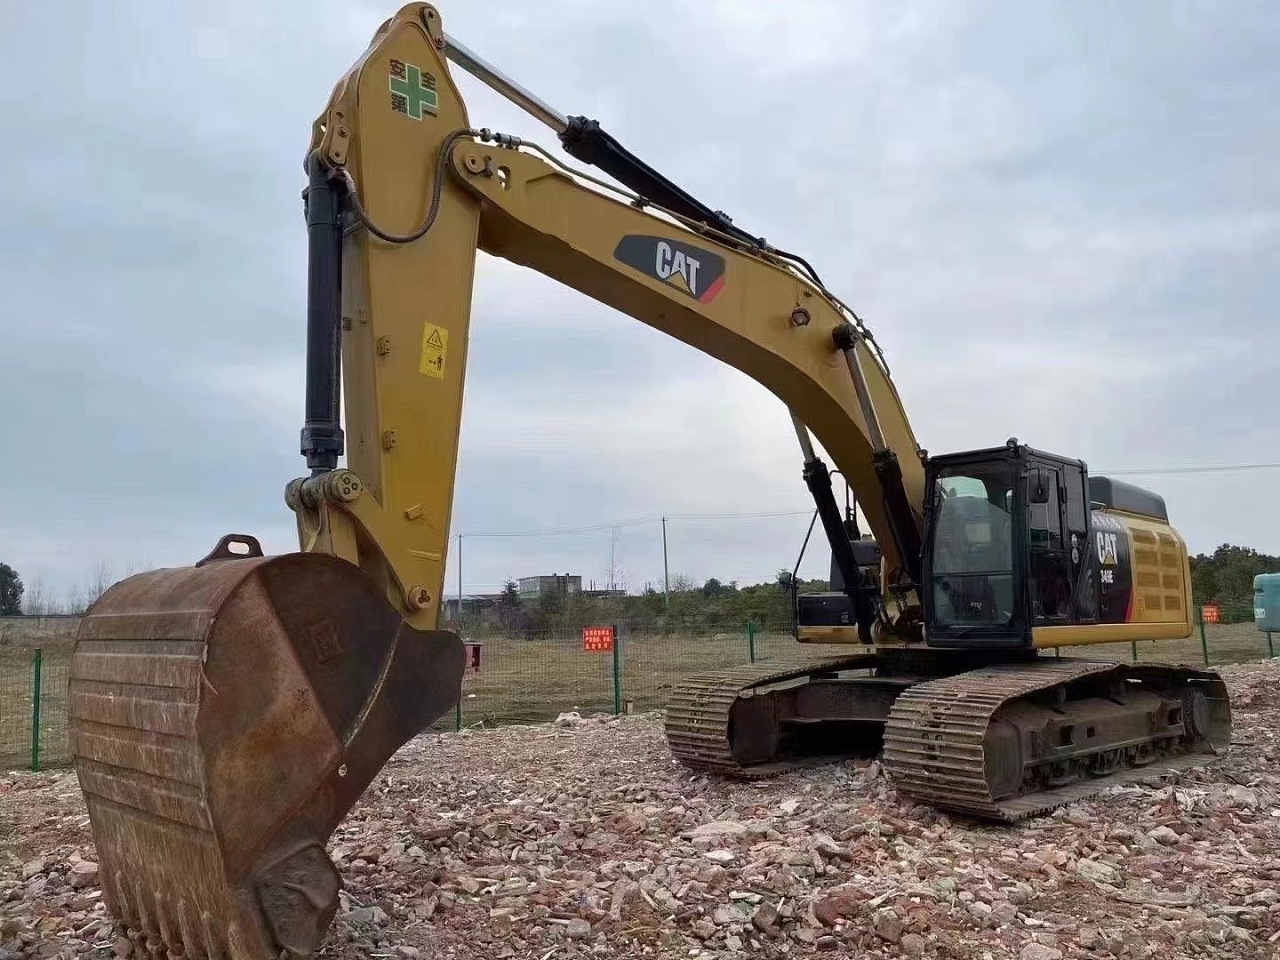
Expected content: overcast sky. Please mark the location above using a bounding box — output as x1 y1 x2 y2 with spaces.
2 1 1278 605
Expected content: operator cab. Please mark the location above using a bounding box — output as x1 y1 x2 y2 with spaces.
922 439 1096 647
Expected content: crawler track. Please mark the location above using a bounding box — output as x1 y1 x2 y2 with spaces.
664 654 879 778
883 658 1232 821
665 653 1232 821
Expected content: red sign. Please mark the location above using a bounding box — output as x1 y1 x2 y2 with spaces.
582 626 614 652
1201 604 1221 624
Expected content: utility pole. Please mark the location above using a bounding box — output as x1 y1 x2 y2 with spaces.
662 517 670 611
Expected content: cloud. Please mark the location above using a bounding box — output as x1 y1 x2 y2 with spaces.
2 0 1278 609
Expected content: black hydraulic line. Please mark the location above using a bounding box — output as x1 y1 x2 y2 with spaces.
873 451 923 587
559 117 767 251
803 456 876 643
831 322 922 587
300 151 345 474
560 117 831 288
443 38 831 284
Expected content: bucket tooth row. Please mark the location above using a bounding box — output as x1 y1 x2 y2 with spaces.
67 549 465 960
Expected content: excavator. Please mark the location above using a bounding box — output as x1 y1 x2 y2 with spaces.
64 5 1231 958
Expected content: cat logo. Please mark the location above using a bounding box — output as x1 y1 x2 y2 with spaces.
1097 531 1119 566
612 234 726 304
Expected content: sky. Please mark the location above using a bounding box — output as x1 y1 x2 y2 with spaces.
2 1 1278 605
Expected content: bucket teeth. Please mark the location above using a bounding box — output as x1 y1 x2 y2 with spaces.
68 547 464 960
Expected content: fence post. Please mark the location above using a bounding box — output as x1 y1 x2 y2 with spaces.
455 695 462 732
30 648 42 773
1197 605 1210 666
1269 631 1275 659
747 619 757 663
612 624 622 716
1131 641 1138 662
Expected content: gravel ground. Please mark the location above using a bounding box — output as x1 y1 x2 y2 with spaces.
1 660 1277 960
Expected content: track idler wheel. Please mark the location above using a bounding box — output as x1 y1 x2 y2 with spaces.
67 535 464 959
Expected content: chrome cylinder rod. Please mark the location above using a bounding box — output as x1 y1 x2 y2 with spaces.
444 35 569 134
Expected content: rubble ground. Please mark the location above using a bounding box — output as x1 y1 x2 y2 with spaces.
1 661 1278 960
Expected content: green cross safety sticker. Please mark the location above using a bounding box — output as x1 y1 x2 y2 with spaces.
389 58 438 120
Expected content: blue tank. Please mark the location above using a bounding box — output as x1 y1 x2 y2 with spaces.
1254 573 1280 633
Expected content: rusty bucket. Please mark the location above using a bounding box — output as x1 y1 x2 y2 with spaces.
66 535 464 959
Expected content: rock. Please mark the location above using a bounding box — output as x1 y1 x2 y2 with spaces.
69 861 98 890
779 798 800 815
614 811 648 834
1020 944 1063 960
751 904 780 935
566 917 591 939
554 711 582 727
712 905 738 926
873 907 903 944
901 932 927 956
1150 825 1181 846
111 939 132 959
1078 927 1100 950
1006 882 1035 905
816 935 839 951
725 934 743 951
690 820 748 840
1074 858 1118 884
991 900 1018 924
1226 785 1258 808
20 860 44 881
703 849 735 864
813 890 859 926
811 833 846 859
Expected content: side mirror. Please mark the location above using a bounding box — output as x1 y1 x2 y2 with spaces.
1029 469 1051 504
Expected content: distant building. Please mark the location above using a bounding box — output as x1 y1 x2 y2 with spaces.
581 587 627 600
518 574 582 599
442 592 503 620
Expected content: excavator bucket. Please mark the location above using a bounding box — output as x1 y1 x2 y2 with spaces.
66 534 464 960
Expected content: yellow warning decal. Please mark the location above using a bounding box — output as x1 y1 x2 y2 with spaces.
419 323 448 379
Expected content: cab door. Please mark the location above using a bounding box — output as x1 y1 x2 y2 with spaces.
1026 463 1073 624
1062 463 1097 622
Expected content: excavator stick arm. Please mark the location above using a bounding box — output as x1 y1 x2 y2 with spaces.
298 2 927 629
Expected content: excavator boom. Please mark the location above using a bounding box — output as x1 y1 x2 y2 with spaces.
63 6 1230 959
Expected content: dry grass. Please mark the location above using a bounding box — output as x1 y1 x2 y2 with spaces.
449 622 1275 728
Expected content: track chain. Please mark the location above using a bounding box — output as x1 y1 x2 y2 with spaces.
664 653 879 778
883 658 1230 822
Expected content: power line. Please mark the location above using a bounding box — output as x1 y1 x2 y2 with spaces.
1099 462 1280 477
453 462 1280 539
457 508 814 538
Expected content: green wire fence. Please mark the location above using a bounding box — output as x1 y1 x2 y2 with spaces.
0 603 1274 770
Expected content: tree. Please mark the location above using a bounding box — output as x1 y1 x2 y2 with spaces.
66 557 125 614
20 573 61 615
0 563 23 615
498 578 520 611
1190 543 1280 606
496 578 523 634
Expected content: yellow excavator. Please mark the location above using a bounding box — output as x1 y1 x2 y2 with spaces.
65 5 1231 958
